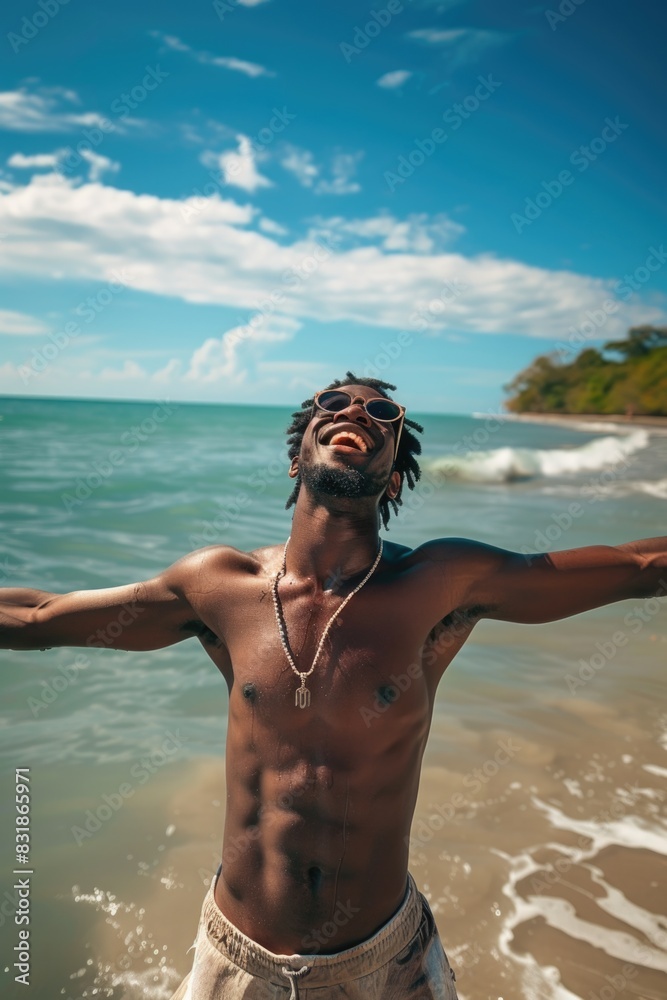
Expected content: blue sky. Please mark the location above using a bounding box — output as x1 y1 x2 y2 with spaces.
0 0 665 414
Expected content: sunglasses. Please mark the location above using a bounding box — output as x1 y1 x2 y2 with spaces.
313 389 406 462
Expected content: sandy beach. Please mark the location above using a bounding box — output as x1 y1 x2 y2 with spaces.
503 411 667 432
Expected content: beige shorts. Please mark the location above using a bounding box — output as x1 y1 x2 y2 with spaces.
170 865 459 999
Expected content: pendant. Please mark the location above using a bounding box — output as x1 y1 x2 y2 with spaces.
295 681 311 709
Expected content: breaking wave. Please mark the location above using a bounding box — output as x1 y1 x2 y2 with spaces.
427 430 649 484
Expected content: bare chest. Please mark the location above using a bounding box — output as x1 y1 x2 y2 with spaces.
194 574 472 747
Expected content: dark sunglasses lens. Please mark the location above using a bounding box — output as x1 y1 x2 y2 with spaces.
317 391 351 412
366 398 401 421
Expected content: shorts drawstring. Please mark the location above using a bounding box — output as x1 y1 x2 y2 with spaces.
280 964 310 998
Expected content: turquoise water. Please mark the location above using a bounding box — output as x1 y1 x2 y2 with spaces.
1 397 666 1000
2 397 662 762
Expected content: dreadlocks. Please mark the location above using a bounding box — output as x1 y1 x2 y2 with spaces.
284 371 423 530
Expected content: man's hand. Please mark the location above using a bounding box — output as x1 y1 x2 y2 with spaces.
429 536 667 624
0 550 212 651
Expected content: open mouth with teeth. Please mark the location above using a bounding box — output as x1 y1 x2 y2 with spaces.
326 430 369 453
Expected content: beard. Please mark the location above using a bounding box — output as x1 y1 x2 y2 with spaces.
300 460 390 500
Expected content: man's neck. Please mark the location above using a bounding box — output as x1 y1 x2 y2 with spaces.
286 491 381 590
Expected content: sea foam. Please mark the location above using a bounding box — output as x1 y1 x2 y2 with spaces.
427 430 649 483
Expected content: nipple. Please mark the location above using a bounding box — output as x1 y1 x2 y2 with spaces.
242 683 256 702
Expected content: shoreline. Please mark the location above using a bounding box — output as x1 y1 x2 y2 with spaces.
501 411 667 431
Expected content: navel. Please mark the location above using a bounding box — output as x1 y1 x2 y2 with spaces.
307 866 324 893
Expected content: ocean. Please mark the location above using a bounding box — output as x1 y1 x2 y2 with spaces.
1 396 666 1000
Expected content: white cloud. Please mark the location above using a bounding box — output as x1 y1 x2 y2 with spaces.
156 34 190 52
309 212 465 254
80 150 120 183
259 216 288 235
7 149 120 182
153 358 182 382
256 358 330 392
98 359 147 381
280 147 362 195
152 31 274 78
281 146 319 188
0 309 49 335
185 315 301 383
408 28 509 69
206 55 272 77
377 70 413 89
0 173 663 343
314 152 363 195
7 147 119 183
0 86 122 133
8 151 63 169
201 136 272 192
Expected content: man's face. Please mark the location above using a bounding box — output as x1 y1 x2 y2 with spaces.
292 384 401 502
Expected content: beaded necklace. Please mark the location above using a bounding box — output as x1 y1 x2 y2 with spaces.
271 537 383 708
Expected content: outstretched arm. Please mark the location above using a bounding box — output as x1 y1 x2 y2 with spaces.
432 536 667 624
0 551 209 651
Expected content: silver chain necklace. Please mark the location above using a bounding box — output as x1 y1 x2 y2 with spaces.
271 536 383 708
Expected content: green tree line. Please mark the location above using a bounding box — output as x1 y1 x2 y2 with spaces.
503 325 667 416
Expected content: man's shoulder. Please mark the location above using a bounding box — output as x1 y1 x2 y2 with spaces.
164 543 272 588
392 536 491 569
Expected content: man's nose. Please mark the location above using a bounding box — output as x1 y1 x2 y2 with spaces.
332 398 372 426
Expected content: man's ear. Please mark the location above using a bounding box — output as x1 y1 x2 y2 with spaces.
385 470 401 500
288 456 299 479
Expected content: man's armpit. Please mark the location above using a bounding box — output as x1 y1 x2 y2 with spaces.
179 619 223 647
426 603 490 645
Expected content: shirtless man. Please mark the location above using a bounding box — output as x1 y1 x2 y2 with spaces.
2 373 666 999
